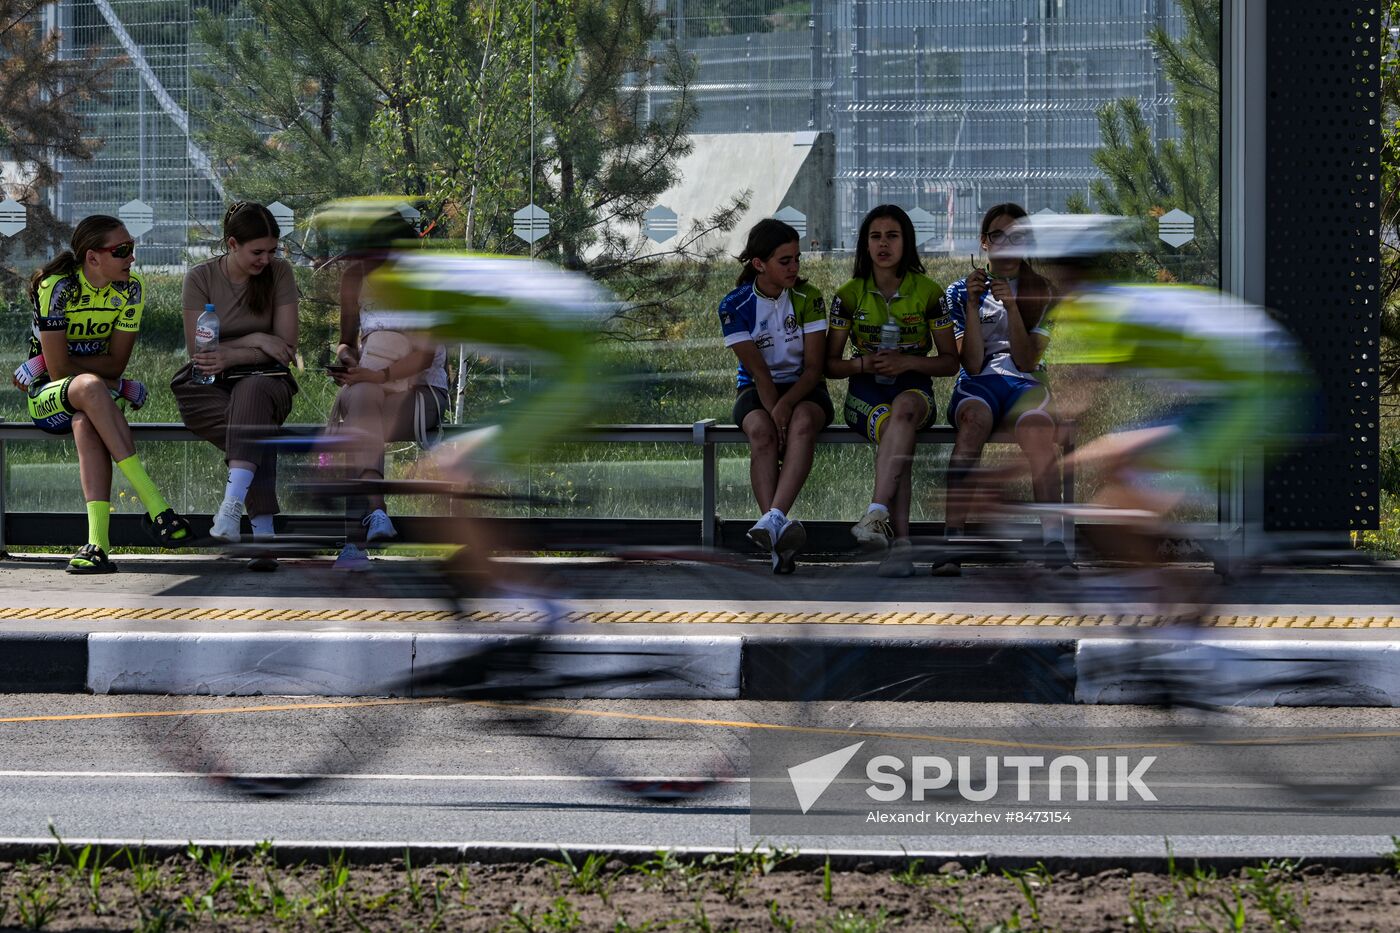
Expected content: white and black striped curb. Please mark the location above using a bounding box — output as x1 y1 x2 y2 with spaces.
5 631 1400 705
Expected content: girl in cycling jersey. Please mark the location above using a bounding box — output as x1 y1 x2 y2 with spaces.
173 201 299 567
826 204 959 578
935 204 1067 576
718 218 832 574
22 215 192 573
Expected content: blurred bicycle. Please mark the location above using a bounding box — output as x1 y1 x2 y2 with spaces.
1005 213 1400 805
140 198 749 802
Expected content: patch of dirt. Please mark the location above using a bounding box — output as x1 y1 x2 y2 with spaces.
0 850 1396 931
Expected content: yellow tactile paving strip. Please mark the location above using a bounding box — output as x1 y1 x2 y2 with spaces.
0 606 1394 627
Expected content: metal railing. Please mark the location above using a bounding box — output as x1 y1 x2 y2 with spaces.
0 421 1075 550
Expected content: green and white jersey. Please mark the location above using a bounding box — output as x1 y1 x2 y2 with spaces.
1045 284 1301 392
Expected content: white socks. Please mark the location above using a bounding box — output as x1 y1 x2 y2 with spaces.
866 502 888 515
224 467 255 506
250 514 275 538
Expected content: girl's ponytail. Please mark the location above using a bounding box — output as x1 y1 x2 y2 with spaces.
29 251 77 306
735 218 801 287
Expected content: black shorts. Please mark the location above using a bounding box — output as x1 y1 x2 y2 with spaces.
732 381 835 429
843 371 936 443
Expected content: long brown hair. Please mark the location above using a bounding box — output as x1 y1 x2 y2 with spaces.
29 214 124 306
222 201 281 315
852 204 926 281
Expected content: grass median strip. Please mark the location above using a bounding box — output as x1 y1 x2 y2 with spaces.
0 836 1398 931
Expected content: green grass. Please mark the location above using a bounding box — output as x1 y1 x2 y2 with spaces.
0 257 1218 525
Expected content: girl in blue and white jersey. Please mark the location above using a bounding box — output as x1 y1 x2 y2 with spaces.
937 203 1064 576
716 219 832 574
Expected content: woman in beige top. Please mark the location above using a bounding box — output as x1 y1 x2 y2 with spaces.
172 202 299 562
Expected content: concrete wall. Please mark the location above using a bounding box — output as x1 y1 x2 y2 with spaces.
624 131 834 260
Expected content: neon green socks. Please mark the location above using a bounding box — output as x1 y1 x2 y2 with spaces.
115 455 172 519
86 500 110 551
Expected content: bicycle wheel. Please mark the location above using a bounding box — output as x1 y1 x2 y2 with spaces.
1184 549 1400 807
130 545 541 798
482 546 789 803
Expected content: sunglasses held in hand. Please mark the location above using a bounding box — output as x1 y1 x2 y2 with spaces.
970 255 1002 283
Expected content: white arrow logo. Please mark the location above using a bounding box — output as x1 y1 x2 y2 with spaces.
787 741 864 814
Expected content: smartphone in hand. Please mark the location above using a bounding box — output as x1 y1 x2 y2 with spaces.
325 364 349 375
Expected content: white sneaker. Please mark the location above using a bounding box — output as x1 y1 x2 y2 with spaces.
773 519 805 575
851 506 893 551
746 510 785 551
362 509 398 543
333 543 371 572
210 497 244 542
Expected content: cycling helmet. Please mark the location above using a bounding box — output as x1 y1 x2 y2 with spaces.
1003 213 1138 261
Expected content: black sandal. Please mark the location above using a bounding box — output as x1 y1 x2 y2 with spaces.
67 543 117 575
144 508 193 547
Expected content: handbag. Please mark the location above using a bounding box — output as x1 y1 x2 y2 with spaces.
220 363 293 383
359 330 415 393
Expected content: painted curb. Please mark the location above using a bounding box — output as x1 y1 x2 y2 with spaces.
1075 639 1400 706
2 631 1397 704
86 632 742 699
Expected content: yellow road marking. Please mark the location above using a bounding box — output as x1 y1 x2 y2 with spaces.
4 697 1398 753
0 606 1394 626
0 698 446 724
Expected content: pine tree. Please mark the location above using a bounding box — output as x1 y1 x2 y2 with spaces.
195 0 565 252
192 0 389 218
1070 0 1220 285
534 0 746 329
0 0 112 289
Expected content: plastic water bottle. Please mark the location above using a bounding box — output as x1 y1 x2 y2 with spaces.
875 320 900 385
192 303 219 385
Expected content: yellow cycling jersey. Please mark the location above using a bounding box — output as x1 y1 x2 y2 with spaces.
30 269 145 360
829 272 951 357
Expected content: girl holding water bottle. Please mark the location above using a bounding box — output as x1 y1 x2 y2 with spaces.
825 204 959 577
172 201 299 562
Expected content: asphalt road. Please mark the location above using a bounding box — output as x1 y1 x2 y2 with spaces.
1 694 1398 860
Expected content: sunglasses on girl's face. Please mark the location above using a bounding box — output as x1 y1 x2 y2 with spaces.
95 241 136 259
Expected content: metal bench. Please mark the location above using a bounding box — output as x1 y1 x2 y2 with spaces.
0 420 1074 551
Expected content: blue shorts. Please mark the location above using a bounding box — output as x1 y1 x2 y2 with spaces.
843 372 936 443
948 372 1051 429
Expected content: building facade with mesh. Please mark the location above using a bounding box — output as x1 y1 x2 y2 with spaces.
52 0 1191 261
652 0 1188 254
53 0 236 266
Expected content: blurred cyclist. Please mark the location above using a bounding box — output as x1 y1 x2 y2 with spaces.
310 197 610 569
1009 213 1312 571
